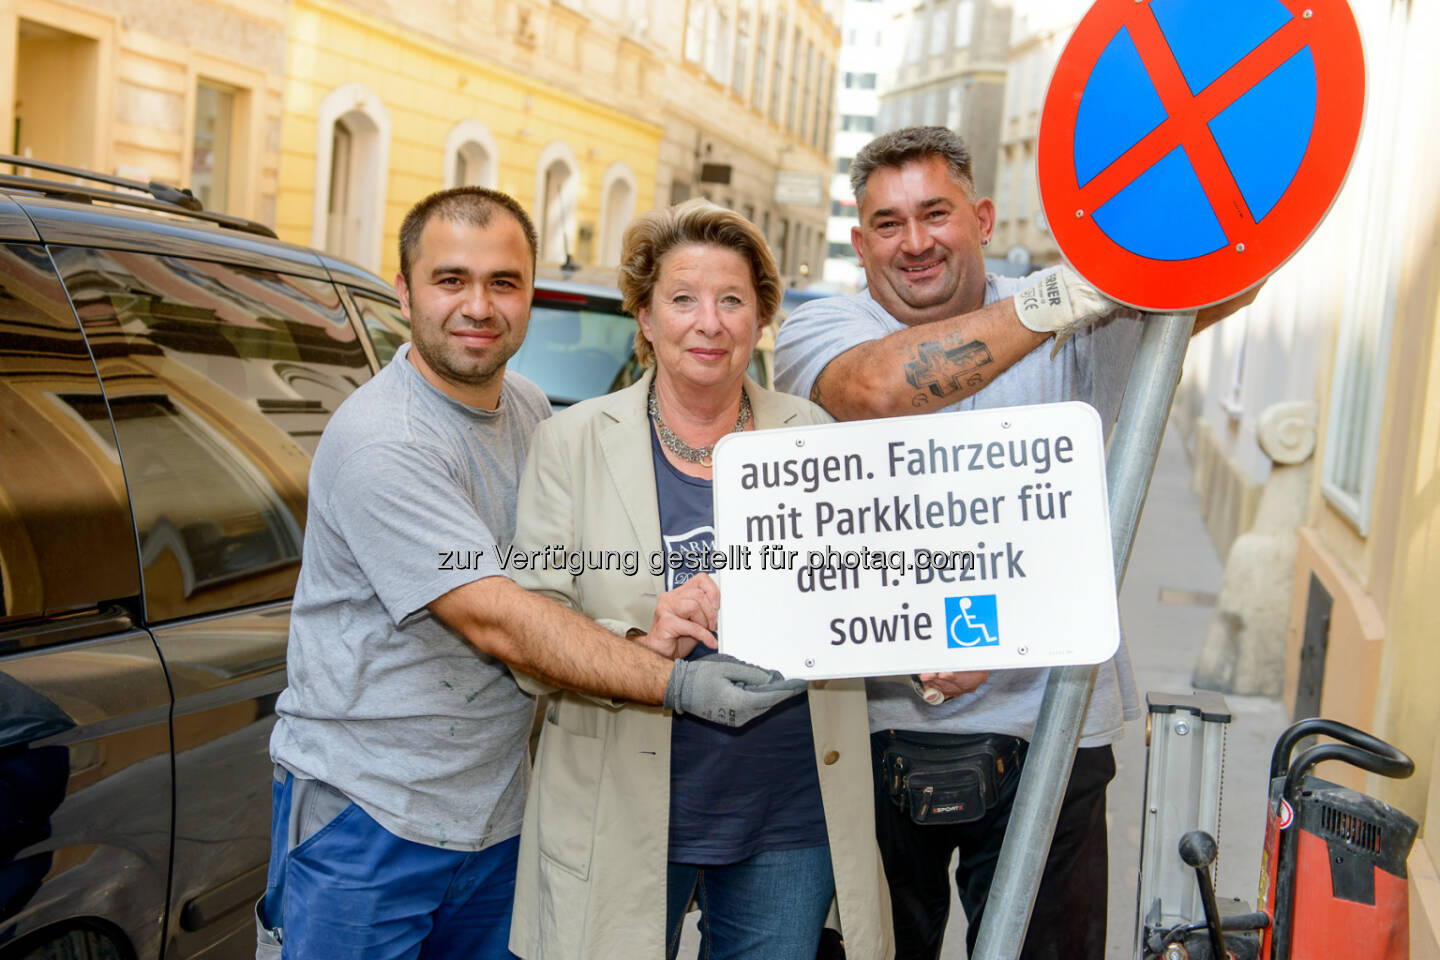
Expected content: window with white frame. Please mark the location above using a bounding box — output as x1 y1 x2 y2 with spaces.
930 5 950 58
311 83 390 272
954 0 974 49
684 0 707 63
598 162 637 267
534 142 580 264
707 6 730 85
770 13 786 121
733 5 750 97
905 18 924 63
1008 59 1026 121
443 120 499 189
1029 47 1048 111
753 13 769 109
1320 0 1414 534
947 85 963 129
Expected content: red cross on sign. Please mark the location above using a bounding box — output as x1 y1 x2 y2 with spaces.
1037 0 1365 312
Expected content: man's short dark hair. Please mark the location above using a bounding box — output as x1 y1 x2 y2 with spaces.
850 126 976 208
398 187 539 282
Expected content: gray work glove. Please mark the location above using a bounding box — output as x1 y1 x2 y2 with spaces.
1015 264 1124 357
663 653 808 728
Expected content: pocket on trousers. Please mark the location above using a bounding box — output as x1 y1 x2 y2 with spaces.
535 716 605 880
254 897 281 960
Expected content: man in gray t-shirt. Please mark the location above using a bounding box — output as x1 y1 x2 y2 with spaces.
261 188 806 960
774 127 1253 960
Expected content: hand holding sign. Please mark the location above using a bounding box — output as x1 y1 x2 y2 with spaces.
639 573 719 660
917 670 990 702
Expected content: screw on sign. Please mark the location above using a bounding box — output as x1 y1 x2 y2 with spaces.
1038 0 1365 312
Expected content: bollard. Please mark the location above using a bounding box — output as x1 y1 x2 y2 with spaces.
971 312 1197 960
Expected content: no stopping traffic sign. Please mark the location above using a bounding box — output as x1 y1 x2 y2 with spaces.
1038 0 1365 311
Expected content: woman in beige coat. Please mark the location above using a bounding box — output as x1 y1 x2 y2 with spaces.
507 199 891 960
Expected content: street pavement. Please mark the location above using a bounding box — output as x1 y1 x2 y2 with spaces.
677 424 1290 958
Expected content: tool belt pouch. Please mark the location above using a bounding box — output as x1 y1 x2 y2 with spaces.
880 734 1013 825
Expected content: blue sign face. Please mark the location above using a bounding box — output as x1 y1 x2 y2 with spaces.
946 595 1000 649
1073 0 1317 262
1038 0 1364 311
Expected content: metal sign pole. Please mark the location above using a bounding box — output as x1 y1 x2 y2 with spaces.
971 311 1197 960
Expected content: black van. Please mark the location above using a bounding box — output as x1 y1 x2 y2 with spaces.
0 158 412 960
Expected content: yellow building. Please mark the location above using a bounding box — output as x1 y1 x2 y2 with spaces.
1174 1 1440 953
1285 1 1440 948
275 0 662 279
1 0 285 223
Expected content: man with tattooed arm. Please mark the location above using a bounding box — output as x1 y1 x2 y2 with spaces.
773 126 1255 960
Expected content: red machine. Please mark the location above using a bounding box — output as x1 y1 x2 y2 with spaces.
1258 719 1417 960
1143 717 1416 960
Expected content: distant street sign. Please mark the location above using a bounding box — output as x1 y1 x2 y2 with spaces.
711 403 1120 681
774 171 825 207
1037 0 1365 311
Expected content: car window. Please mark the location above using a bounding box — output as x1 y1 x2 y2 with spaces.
49 246 372 623
0 244 141 631
506 299 639 407
350 291 409 366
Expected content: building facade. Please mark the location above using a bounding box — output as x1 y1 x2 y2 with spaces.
874 0 1010 200
821 0 886 287
659 0 840 284
987 0 1089 269
1 0 286 224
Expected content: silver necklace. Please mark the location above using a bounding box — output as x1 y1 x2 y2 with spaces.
648 381 751 467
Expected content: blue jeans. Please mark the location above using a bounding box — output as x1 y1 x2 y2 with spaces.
260 771 519 960
664 845 835 960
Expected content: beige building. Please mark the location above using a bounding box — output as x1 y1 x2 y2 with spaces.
657 0 841 281
987 0 1088 268
874 0 1011 199
1 0 286 224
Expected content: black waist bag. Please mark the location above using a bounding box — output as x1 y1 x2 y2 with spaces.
879 733 1020 825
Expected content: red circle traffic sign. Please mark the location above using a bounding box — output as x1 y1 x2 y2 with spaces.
1038 0 1365 312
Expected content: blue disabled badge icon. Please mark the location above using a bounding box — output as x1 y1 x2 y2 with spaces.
946 595 1000 649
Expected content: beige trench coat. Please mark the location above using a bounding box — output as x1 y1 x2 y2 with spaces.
507 370 893 960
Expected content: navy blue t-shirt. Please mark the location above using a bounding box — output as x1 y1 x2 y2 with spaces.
651 424 829 864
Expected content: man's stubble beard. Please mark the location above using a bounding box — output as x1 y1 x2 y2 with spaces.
409 300 517 390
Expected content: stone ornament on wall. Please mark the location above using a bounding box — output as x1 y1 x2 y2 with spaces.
1257 400 1318 465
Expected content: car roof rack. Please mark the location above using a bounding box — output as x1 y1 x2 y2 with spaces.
0 154 278 239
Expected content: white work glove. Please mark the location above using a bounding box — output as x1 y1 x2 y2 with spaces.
663 654 808 727
1014 264 1123 357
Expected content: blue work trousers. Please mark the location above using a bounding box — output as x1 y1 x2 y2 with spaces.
258 770 519 960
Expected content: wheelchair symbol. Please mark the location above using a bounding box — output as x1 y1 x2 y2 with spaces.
945 595 1000 649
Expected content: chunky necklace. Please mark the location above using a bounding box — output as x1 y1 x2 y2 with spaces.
648 381 751 467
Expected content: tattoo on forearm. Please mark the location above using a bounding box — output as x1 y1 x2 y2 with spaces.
910 391 929 408
809 377 826 409
902 335 995 399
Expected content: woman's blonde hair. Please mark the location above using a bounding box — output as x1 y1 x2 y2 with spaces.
617 198 781 367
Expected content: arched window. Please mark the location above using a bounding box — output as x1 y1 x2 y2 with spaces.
533 141 581 264
443 120 499 189
598 162 638 267
311 84 391 272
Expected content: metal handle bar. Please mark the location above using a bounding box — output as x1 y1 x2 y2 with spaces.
1269 717 1410 781
1282 741 1413 805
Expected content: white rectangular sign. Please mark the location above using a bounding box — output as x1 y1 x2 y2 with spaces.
711 402 1120 680
773 170 825 206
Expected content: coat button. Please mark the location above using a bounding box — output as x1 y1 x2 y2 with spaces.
823 750 840 765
